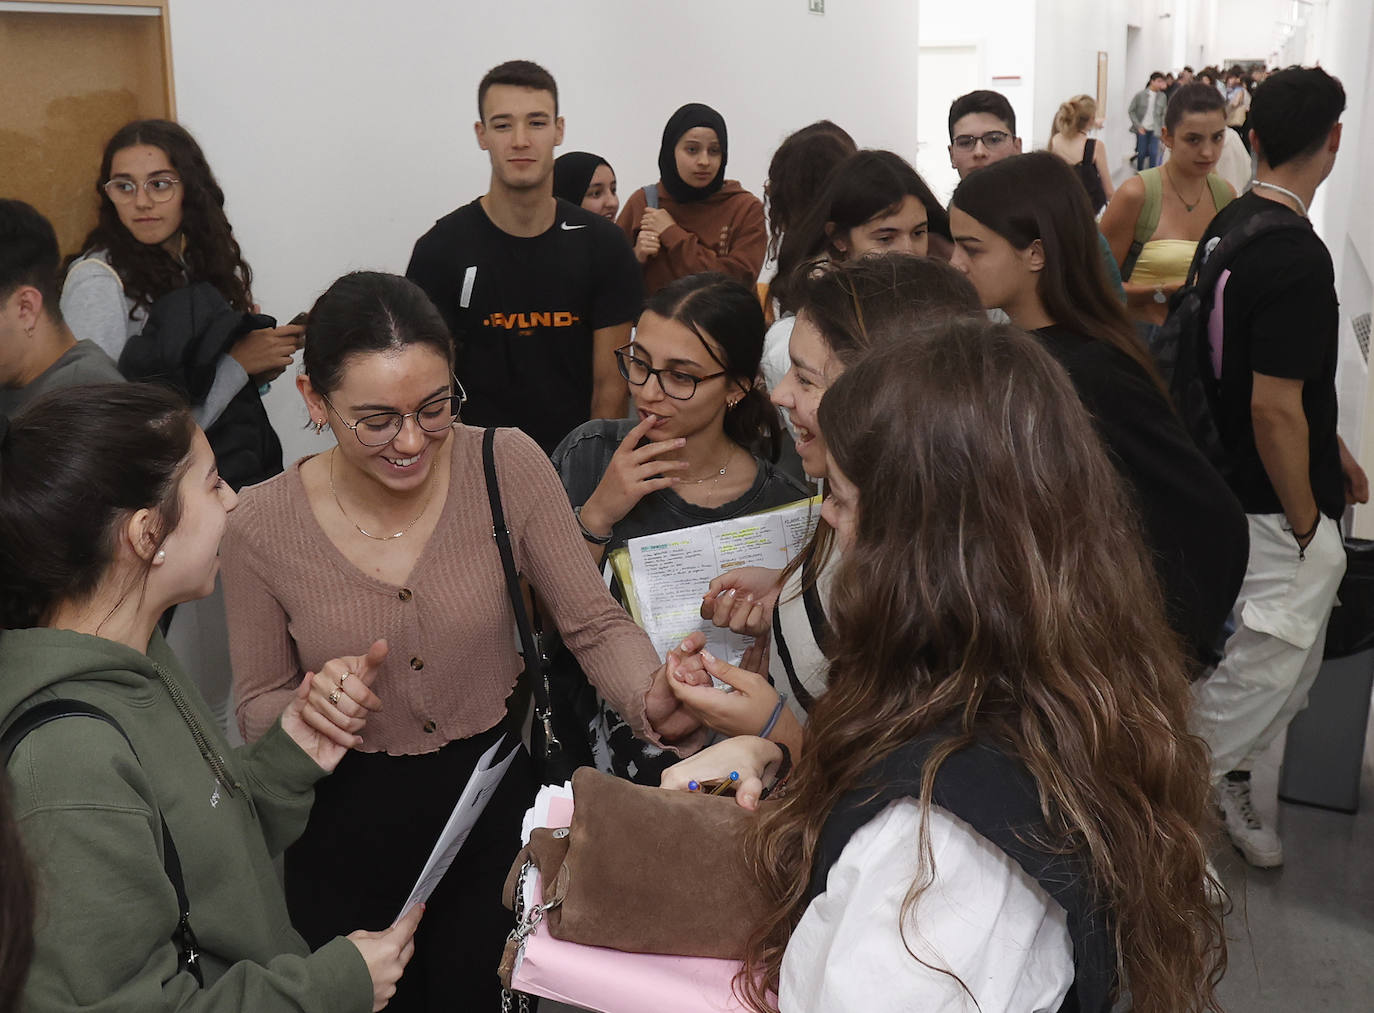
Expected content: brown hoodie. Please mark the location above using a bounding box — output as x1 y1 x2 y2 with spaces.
617 180 767 296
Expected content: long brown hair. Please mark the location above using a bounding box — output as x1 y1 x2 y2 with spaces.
69 119 253 314
778 255 982 596
949 151 1167 396
742 320 1223 1012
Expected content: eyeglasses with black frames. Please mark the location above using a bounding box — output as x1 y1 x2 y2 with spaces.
320 381 468 447
613 344 727 401
951 130 1011 152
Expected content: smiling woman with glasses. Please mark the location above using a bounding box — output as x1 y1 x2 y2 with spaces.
220 270 705 1011
549 272 806 784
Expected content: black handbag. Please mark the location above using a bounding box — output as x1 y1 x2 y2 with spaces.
481 428 580 785
1 699 204 985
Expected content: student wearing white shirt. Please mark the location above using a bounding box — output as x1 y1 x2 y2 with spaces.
666 320 1223 1012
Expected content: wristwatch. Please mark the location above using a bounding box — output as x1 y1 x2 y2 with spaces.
573 506 612 545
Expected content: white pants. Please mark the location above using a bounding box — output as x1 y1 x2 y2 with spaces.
1193 512 1346 780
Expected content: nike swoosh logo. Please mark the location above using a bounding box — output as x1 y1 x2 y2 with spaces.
560 222 587 231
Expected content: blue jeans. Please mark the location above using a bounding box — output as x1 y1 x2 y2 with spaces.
1134 130 1159 171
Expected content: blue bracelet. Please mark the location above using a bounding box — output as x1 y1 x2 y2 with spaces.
759 693 788 739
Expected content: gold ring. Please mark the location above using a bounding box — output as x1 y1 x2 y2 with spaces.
339 670 351 685
328 689 341 705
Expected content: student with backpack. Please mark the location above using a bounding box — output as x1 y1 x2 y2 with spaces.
1190 67 1368 869
1102 84 1235 330
617 103 767 296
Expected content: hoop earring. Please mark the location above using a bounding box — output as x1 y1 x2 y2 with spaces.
313 419 326 435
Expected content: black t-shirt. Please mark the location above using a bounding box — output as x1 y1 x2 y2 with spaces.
1200 191 1343 518
1035 325 1248 662
405 198 643 452
550 418 809 555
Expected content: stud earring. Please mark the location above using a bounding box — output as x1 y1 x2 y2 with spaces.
155 549 166 563
313 419 326 434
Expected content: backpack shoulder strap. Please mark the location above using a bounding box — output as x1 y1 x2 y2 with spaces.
1121 168 1163 281
1 699 204 985
1206 173 1233 213
1080 138 1096 166
1194 209 1310 290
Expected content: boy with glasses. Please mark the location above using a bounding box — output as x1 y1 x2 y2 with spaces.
948 90 1023 180
406 60 642 453
0 200 122 415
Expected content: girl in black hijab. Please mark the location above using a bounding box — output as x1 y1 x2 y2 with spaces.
553 151 620 220
616 102 766 296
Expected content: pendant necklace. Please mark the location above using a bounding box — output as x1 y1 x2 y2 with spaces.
679 446 735 488
1250 180 1309 217
1164 163 1205 212
329 447 436 540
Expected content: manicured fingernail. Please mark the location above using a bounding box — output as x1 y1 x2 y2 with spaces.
676 438 686 446
680 638 694 650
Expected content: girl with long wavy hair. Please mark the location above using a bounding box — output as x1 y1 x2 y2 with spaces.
60 119 302 429
948 151 1247 668
667 320 1225 1011
676 256 981 772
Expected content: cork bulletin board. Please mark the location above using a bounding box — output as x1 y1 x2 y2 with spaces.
0 0 176 258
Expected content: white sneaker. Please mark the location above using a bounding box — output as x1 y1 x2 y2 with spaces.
1217 776 1283 868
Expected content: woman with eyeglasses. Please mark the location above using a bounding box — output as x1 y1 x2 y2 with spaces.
221 271 703 1013
60 120 302 440
549 272 806 783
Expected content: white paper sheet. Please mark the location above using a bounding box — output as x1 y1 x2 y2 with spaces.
397 735 517 919
622 500 819 670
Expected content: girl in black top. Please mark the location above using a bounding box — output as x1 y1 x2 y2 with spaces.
948 152 1248 666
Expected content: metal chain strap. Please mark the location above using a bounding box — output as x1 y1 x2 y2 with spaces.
500 861 539 1012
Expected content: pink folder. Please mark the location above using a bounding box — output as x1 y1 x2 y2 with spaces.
511 798 760 1012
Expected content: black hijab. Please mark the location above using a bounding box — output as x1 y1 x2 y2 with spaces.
657 103 728 203
553 151 612 206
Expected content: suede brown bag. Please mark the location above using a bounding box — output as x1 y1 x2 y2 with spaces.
501 766 770 960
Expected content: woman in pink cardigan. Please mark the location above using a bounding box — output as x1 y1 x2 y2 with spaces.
221 271 699 1013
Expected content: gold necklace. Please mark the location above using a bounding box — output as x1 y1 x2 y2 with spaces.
329 447 437 540
679 445 735 485
1164 162 1206 212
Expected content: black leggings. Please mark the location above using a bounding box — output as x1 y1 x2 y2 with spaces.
286 728 535 1012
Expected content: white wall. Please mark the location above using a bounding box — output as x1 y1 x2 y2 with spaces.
165 0 921 464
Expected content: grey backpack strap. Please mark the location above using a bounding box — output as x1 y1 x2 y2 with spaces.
643 183 659 209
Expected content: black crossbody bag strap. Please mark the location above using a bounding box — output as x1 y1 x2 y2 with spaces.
1 699 204 986
481 429 562 770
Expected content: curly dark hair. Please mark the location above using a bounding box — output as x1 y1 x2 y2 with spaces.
69 120 253 315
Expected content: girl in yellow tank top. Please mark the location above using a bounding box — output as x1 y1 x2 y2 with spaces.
1101 84 1236 326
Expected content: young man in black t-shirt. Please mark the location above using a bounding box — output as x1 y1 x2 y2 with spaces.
1192 67 1368 868
406 60 641 452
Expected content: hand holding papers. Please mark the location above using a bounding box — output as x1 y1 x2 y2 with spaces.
608 497 818 669
397 735 517 919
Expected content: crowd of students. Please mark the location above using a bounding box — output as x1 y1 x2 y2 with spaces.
0 54 1360 1013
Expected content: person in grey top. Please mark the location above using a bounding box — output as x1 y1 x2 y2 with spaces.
0 200 123 416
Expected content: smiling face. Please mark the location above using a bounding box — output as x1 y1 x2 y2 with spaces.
304 344 456 494
769 312 840 479
582 163 619 219
476 85 565 191
108 144 184 250
154 429 237 605
834 194 930 259
628 310 737 441
948 206 1039 316
674 127 723 188
1162 110 1229 179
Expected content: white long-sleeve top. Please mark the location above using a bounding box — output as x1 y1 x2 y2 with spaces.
780 798 1075 1013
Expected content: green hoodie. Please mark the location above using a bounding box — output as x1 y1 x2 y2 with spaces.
0 627 372 1013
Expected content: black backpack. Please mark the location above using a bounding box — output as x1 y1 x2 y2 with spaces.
1150 209 1313 479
